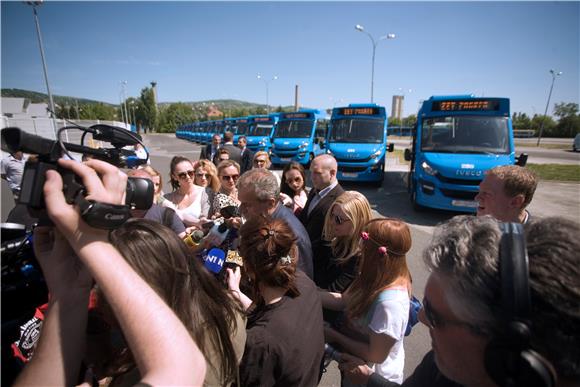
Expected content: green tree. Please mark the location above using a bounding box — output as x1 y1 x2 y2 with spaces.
513 112 532 129
553 102 580 137
158 103 195 133
138 87 158 132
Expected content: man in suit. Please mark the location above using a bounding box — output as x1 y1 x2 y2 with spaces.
237 135 254 174
299 154 344 286
220 131 242 166
199 133 221 164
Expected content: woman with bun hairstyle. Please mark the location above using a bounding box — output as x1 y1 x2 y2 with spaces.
320 218 412 384
227 216 325 386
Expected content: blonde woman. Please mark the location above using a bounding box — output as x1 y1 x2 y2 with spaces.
140 165 165 205
319 191 372 292
320 218 412 384
211 160 241 218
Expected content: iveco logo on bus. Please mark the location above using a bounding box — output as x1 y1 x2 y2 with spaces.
456 169 483 177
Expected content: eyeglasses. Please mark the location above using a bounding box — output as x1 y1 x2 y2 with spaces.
422 298 479 331
254 159 267 165
332 213 350 225
221 174 239 182
177 170 195 180
195 173 210 179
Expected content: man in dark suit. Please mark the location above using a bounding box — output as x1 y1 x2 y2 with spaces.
199 133 221 164
299 154 344 286
220 131 242 166
237 135 254 174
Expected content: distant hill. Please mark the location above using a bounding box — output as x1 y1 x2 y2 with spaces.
1 88 113 107
1 88 304 112
159 99 299 113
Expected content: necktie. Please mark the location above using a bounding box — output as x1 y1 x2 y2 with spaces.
307 191 321 217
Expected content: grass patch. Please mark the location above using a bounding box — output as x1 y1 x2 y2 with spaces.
526 164 580 182
515 142 572 150
388 149 410 164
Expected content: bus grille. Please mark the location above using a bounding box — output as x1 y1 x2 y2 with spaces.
440 189 478 200
339 166 368 173
436 174 482 186
335 156 372 163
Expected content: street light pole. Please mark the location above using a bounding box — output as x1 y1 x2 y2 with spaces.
257 74 278 114
27 1 57 135
537 69 562 146
355 24 395 103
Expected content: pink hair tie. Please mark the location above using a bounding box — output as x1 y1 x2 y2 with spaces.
378 246 388 255
360 231 370 240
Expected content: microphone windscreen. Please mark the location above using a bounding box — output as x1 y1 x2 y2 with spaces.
191 230 205 243
204 247 225 274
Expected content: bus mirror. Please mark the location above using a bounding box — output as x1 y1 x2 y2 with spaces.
388 143 395 152
404 148 413 161
516 153 528 166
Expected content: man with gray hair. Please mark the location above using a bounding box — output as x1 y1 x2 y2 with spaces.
237 168 313 279
338 215 580 387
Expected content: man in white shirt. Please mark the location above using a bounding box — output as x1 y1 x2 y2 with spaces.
1 151 25 201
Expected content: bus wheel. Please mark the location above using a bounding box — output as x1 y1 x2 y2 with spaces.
373 176 384 188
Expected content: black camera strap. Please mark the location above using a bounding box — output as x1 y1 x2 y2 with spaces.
76 195 132 230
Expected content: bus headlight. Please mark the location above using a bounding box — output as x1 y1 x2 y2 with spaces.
421 161 437 176
370 150 382 159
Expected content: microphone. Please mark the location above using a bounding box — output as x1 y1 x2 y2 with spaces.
204 247 226 274
204 222 229 247
183 229 205 248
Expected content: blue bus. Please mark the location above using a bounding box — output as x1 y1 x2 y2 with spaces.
326 104 392 186
231 117 251 144
247 114 279 152
270 110 328 166
405 95 527 212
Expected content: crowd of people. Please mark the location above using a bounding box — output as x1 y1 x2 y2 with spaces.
5 131 579 387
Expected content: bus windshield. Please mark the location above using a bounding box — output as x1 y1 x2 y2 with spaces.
329 118 384 143
236 123 250 135
274 120 313 138
420 116 509 154
252 124 273 136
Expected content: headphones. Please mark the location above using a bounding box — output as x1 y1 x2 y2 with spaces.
484 222 557 387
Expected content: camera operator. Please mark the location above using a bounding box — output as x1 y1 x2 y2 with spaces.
13 159 206 386
338 215 580 387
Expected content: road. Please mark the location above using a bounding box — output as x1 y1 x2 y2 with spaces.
1 133 578 386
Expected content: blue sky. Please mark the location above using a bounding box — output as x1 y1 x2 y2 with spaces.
2 1 578 118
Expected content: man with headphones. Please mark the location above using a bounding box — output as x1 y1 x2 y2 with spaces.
338 215 579 387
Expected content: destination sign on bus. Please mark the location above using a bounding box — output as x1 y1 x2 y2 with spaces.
432 100 500 112
282 112 312 119
338 107 380 116
254 117 272 122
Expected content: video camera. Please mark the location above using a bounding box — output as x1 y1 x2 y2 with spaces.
1 126 154 229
